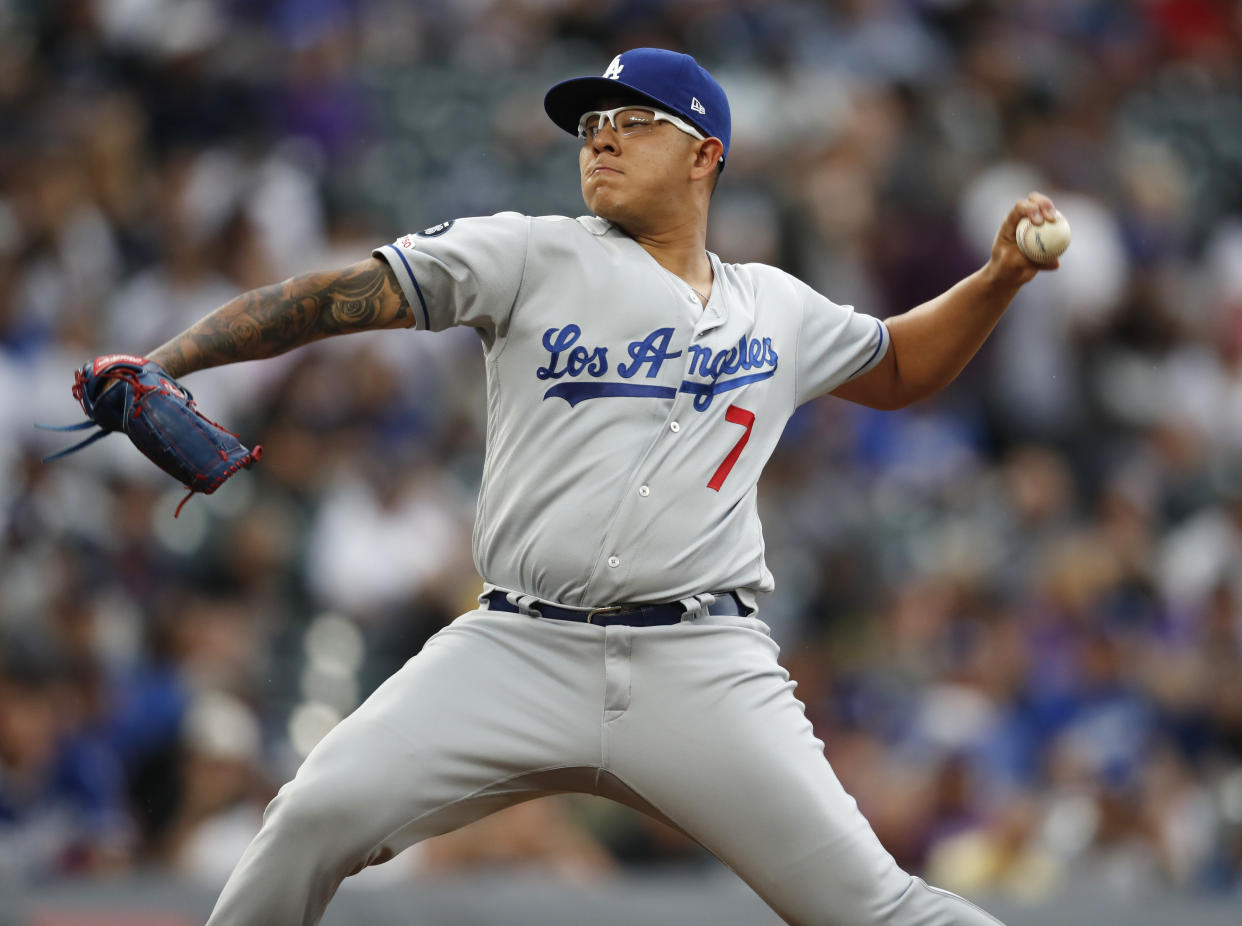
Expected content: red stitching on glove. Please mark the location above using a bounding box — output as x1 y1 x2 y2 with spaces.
172 446 263 517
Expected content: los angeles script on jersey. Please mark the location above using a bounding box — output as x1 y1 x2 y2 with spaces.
536 325 778 412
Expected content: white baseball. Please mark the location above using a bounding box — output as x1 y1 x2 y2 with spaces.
1016 214 1070 263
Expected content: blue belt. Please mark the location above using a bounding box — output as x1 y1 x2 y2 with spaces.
483 590 747 627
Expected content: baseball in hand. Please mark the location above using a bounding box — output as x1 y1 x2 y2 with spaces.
1016 213 1070 263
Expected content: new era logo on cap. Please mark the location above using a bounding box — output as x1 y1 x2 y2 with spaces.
544 47 732 165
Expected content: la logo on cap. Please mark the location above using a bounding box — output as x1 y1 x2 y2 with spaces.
603 55 624 79
691 97 706 114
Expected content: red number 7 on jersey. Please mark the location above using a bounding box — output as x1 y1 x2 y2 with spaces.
707 404 756 491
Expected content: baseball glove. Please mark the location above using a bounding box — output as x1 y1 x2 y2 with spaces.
40 354 262 516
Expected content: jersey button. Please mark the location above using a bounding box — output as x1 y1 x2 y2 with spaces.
638 485 650 497
607 556 620 568
669 421 680 433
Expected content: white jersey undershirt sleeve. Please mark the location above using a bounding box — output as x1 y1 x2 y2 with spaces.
373 212 531 348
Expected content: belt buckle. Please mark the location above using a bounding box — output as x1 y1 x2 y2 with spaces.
585 605 625 624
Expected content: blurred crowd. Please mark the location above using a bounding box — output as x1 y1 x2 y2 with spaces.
3 0 1242 907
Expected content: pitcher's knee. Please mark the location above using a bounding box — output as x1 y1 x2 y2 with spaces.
258 780 385 874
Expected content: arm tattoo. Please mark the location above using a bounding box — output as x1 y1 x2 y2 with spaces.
148 259 410 378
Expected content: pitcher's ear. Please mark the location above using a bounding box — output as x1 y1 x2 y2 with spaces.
693 137 725 178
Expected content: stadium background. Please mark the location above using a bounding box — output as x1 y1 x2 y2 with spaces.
3 0 1242 923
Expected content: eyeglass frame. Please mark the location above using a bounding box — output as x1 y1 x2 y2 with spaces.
577 105 708 143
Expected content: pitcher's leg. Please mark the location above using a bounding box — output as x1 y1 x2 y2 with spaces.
608 618 1005 926
207 612 604 926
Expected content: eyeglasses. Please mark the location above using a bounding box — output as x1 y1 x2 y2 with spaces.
577 106 706 143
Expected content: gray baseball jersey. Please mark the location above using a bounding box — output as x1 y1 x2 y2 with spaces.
206 213 1006 926
372 212 889 608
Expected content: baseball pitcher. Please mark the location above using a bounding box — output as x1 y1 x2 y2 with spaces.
64 49 1063 925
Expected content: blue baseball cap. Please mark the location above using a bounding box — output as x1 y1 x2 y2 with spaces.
544 48 731 165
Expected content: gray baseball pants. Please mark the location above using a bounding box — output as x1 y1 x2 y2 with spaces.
206 607 1005 925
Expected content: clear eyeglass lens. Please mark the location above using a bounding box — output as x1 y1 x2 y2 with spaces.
580 108 658 140
615 110 654 134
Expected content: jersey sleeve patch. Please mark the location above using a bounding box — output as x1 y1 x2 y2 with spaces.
417 220 454 237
